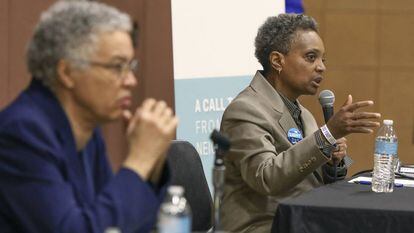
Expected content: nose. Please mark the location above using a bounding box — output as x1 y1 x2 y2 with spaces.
316 59 326 73
122 71 138 88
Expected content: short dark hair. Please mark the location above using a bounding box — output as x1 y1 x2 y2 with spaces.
255 14 318 72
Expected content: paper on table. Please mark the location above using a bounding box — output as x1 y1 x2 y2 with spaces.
349 176 414 188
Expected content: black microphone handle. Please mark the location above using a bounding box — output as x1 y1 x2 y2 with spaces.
322 106 334 123
322 105 338 182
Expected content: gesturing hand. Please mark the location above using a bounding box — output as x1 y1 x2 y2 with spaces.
123 99 178 180
326 95 381 139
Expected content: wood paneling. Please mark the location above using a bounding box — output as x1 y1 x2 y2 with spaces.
142 0 174 108
379 14 414 67
304 0 414 176
325 13 377 68
325 0 377 10
0 0 9 108
379 0 414 12
8 0 54 103
378 71 414 165
378 71 414 123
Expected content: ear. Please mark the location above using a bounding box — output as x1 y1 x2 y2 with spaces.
56 59 75 89
269 51 284 72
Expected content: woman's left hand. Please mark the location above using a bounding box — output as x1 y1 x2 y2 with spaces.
329 137 347 165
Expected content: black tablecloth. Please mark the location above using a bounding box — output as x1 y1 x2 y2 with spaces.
271 179 414 233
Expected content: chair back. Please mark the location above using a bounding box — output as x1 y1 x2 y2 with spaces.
166 140 213 232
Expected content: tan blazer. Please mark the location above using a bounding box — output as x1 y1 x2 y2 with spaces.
220 71 330 233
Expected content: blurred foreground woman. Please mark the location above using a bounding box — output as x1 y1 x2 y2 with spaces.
0 1 177 232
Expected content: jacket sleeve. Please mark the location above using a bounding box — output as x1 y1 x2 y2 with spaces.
322 161 347 184
0 119 168 233
221 101 329 196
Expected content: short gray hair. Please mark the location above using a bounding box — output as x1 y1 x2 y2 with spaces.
255 14 318 72
26 0 132 86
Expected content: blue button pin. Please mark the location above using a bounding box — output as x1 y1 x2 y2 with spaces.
287 128 303 145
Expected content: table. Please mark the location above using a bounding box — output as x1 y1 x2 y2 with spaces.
271 179 414 233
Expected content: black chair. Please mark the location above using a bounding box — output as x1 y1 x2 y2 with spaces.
166 140 213 232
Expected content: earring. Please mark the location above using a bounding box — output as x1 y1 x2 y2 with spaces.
277 69 282 75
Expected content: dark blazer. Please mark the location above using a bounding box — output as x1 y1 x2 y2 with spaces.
0 79 167 233
220 71 332 233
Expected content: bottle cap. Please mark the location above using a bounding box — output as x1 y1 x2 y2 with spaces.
168 185 184 196
383 119 393 125
104 227 121 233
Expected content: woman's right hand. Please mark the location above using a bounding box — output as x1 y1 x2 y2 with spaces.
123 98 178 180
326 95 381 139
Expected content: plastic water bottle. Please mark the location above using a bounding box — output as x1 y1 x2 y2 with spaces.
157 185 191 233
371 119 398 193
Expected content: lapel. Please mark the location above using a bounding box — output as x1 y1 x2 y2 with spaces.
250 71 299 138
249 72 323 182
28 79 91 203
298 101 313 137
278 106 301 140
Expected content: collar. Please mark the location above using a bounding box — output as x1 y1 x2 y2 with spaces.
26 78 78 154
249 71 285 113
249 71 314 137
277 91 302 119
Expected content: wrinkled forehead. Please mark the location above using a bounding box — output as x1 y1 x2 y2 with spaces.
90 30 134 61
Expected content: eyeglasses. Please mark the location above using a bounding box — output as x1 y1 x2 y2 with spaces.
86 59 138 78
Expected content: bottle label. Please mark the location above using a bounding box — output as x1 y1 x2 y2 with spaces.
158 216 191 233
375 140 398 155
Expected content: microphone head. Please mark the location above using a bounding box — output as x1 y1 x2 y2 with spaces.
210 129 231 151
318 90 335 107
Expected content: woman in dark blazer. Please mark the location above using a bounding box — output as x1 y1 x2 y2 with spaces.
0 1 177 232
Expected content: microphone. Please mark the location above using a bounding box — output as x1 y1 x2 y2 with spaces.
318 90 335 123
318 90 354 178
318 90 339 182
210 129 231 166
210 129 230 231
210 129 231 152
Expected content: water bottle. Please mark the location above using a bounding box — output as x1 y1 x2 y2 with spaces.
371 119 398 193
157 185 191 233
